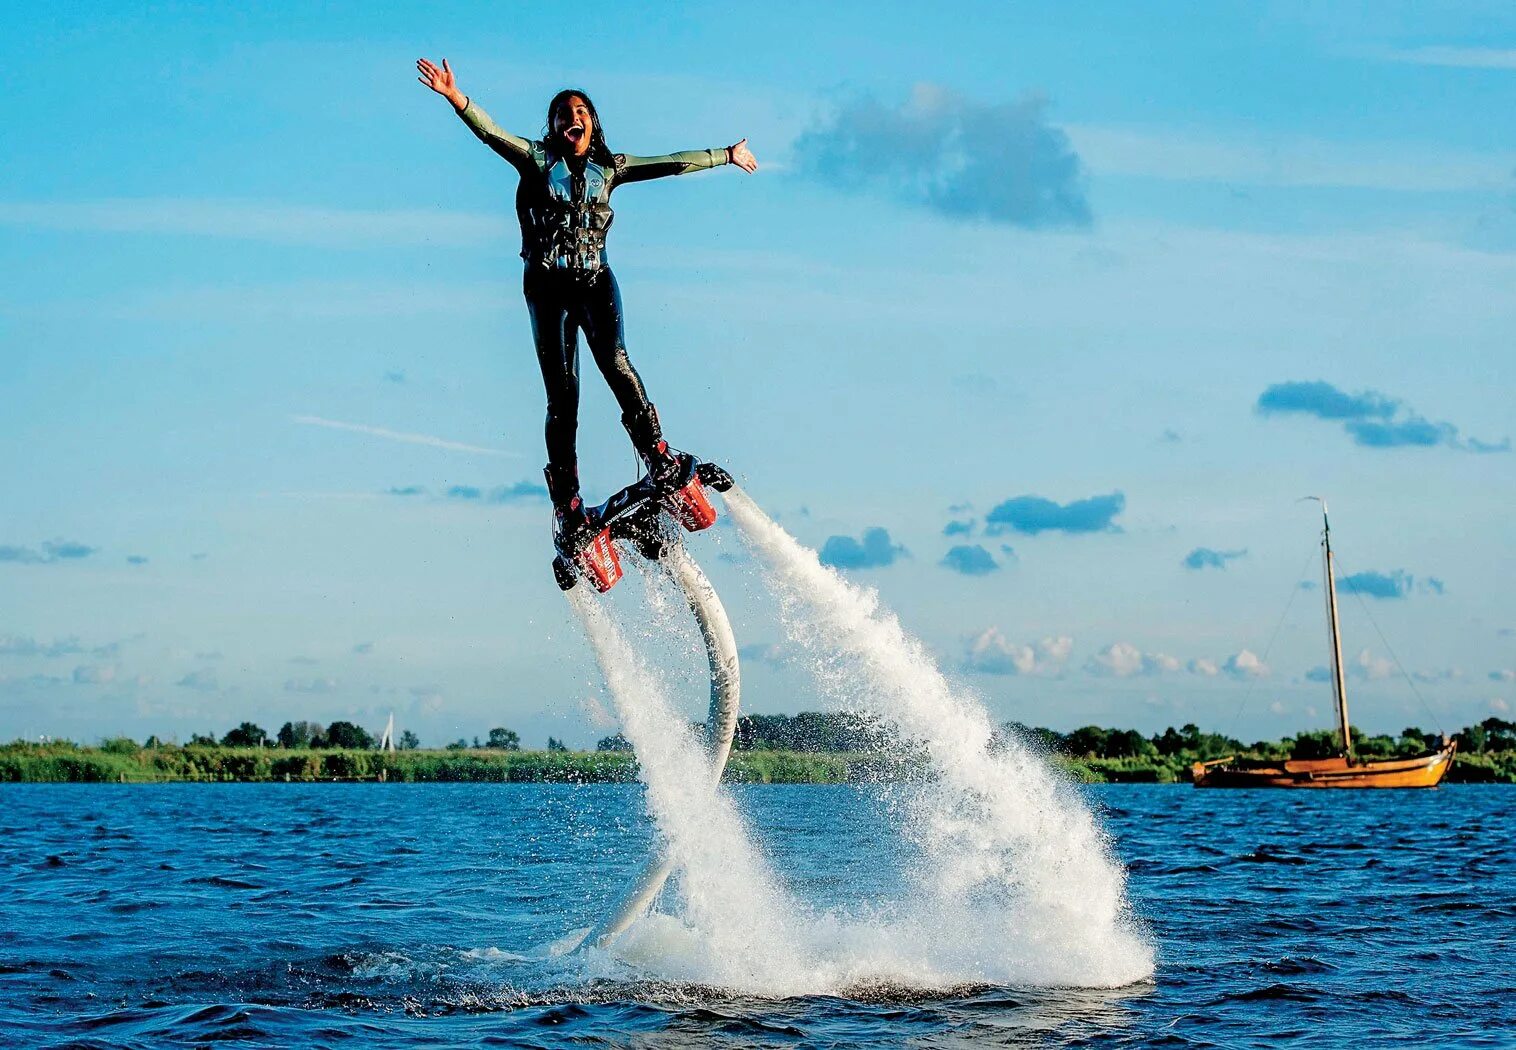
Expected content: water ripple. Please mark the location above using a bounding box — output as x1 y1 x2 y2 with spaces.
0 783 1510 1047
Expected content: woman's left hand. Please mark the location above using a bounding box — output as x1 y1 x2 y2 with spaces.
727 139 758 173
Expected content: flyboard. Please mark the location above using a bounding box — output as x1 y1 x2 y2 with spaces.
553 456 742 951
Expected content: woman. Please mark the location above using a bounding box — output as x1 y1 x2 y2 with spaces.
416 58 758 559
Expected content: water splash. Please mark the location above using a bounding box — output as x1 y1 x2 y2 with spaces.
565 588 805 992
560 492 1153 993
722 488 1155 987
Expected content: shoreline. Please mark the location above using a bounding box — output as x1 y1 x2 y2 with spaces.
3 745 1512 784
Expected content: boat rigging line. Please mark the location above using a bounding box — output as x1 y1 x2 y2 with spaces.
1223 544 1319 742
1331 555 1446 736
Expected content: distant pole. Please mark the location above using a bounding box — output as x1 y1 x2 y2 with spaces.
1311 499 1353 760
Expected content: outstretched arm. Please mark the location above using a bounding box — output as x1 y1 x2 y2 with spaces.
617 138 759 184
415 57 535 170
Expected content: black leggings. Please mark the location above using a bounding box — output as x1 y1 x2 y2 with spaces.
524 267 653 485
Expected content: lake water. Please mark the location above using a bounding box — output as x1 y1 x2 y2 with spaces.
0 783 1511 1048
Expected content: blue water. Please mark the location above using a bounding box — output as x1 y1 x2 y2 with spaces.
1 783 1511 1047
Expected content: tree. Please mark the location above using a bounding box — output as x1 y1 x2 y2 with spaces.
1152 726 1189 756
486 727 520 751
1104 729 1156 760
1484 718 1516 752
399 729 421 750
597 733 633 752
444 738 468 751
221 722 268 748
188 732 217 746
277 721 324 749
1290 729 1341 760
324 720 374 749
1064 726 1110 758
144 735 161 749
547 736 568 752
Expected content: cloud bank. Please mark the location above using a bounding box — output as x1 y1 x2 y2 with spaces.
940 544 999 576
796 83 1091 228
1085 642 1180 678
1257 380 1507 453
1223 649 1269 679
1338 569 1414 599
0 635 88 658
963 630 1073 676
0 199 512 248
819 527 907 570
386 481 550 504
1184 547 1247 571
0 540 97 565
1257 380 1398 421
985 492 1125 535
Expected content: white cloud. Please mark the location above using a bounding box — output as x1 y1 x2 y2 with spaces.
1041 636 1075 663
292 415 513 457
964 629 1073 676
1378 46 1516 71
71 663 119 685
1490 698 1511 714
1350 648 1395 681
1268 701 1289 715
0 199 511 248
58 281 505 324
409 686 444 714
1223 649 1269 680
0 635 86 658
285 677 338 694
176 669 219 692
1187 658 1219 677
1068 123 1515 192
1085 642 1180 678
738 642 786 666
1412 667 1462 683
1490 669 1516 683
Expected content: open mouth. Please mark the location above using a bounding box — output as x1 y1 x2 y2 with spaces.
565 124 585 143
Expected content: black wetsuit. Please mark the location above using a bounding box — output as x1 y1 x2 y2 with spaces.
456 98 730 500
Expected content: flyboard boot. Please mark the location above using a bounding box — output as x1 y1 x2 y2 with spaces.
622 405 725 533
550 413 735 594
546 464 623 593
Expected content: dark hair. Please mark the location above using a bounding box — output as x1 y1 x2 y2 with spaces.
544 88 614 165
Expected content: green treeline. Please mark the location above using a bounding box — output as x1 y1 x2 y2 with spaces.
3 715 1513 784
0 742 885 785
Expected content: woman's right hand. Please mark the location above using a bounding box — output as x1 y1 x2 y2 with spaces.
416 57 465 110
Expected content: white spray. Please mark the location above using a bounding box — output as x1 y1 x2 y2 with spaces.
565 587 805 992
722 488 1154 987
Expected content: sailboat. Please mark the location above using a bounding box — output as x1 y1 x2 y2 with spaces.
1192 500 1456 788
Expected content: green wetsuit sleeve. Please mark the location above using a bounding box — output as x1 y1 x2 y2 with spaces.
615 148 729 185
456 98 538 175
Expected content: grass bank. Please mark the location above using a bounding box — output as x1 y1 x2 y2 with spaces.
1 742 1510 784
0 743 910 784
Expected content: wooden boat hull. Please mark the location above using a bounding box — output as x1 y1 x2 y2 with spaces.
1192 743 1455 788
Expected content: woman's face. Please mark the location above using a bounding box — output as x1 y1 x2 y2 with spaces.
552 96 594 156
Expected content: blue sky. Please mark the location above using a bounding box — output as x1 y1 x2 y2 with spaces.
2 1 1513 747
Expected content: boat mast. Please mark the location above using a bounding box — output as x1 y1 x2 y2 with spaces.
1315 500 1354 759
